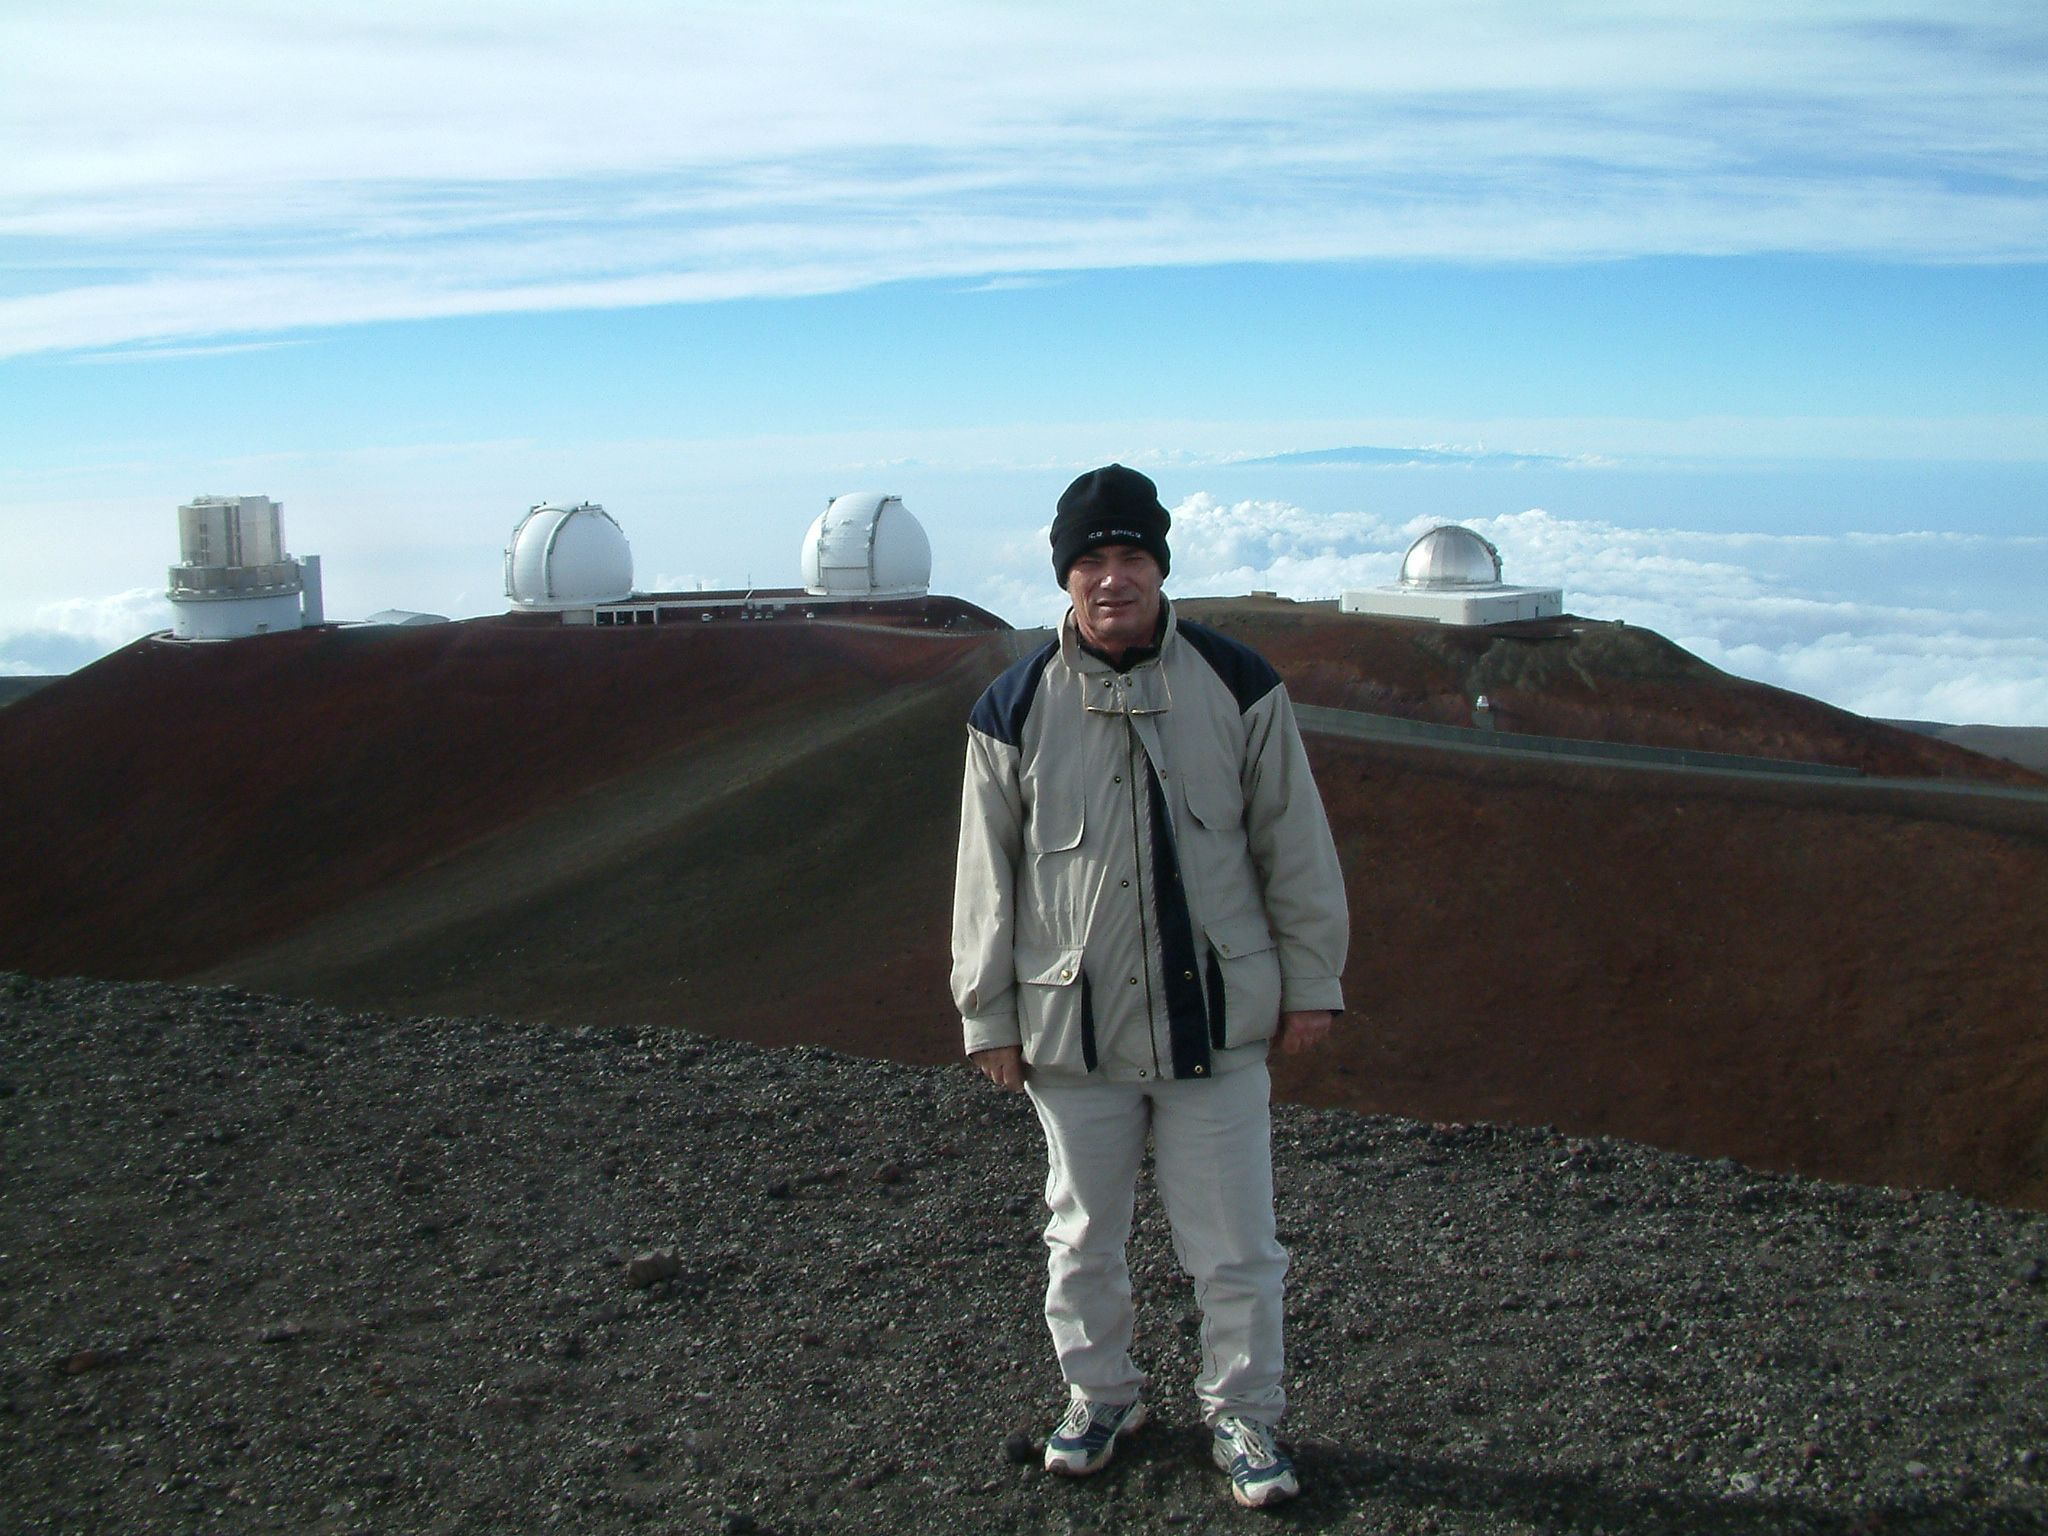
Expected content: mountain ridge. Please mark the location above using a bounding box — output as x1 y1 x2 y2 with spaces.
3 602 2043 1208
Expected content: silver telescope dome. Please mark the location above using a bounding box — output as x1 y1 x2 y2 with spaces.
1400 526 1504 589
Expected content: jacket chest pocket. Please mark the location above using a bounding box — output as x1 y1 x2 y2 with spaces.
1025 796 1085 853
1179 771 1260 917
1182 773 1244 833
1020 796 1088 945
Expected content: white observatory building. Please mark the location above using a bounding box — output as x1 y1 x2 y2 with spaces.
800 492 932 599
504 503 635 610
167 494 323 640
501 488 992 629
1340 525 1563 626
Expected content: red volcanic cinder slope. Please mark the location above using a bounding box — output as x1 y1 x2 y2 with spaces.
1182 605 2048 1206
4 600 2045 1209
1282 733 2048 1209
0 617 996 980
1177 597 2044 783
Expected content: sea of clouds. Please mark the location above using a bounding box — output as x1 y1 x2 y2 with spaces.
967 498 2048 728
3 498 2041 727
0 589 174 678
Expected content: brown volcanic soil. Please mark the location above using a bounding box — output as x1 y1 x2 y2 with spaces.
0 618 994 980
200 653 988 1070
1178 598 2045 784
1277 736 2048 1211
8 974 2048 1534
1926 724 2048 776
4 605 2046 1212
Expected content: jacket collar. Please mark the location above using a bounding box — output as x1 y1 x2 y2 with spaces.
1063 598 1176 716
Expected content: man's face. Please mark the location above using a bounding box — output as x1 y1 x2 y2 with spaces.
1066 544 1164 658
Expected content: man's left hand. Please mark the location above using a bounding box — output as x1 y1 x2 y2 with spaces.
1275 1010 1335 1055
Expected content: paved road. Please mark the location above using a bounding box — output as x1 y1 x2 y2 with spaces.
1296 702 2048 807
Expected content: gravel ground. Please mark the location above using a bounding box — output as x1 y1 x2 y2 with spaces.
3 974 2045 1535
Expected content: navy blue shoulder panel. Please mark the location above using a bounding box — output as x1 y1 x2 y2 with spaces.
967 638 1059 747
1175 620 1282 714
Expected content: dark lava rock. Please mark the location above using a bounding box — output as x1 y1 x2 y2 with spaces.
2 972 2046 1533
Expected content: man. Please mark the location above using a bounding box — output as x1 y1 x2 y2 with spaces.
951 464 1348 1509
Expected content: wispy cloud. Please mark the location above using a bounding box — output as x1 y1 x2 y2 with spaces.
958 276 1064 294
4 2 2044 356
66 339 308 366
0 588 172 675
1232 444 1608 471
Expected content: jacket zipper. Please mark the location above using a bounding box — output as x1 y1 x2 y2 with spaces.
1122 707 1164 1079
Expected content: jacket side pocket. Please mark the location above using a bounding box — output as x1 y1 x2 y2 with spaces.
1014 943 1090 1072
1201 914 1280 1049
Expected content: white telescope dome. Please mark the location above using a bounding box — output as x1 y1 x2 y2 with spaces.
1400 525 1503 589
800 492 931 598
505 503 634 609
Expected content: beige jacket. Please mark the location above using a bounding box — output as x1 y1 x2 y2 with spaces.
951 601 1348 1081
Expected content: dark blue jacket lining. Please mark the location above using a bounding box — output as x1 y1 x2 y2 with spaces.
1147 760 1211 1078
967 638 1059 748
1175 620 1281 714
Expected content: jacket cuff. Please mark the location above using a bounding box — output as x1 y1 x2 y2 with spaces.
962 1012 1022 1057
1279 977 1345 1014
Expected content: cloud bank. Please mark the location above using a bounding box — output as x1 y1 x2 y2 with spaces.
4 495 2039 727
4 2 2045 355
967 499 2048 727
0 588 173 675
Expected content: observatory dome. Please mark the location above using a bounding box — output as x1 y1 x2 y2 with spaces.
1400 525 1503 589
800 492 931 598
505 503 634 609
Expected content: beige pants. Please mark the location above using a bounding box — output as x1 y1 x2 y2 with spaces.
1025 1060 1288 1426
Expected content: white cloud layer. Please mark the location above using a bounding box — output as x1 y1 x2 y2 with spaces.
0 587 173 675
964 499 2048 727
3 1 2045 355
3 495 2039 728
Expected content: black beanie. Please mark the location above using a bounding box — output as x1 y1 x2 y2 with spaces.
1050 464 1172 585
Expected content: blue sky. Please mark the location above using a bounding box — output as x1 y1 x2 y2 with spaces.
3 2 2044 723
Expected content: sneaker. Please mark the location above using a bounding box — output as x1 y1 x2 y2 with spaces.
1043 1396 1149 1476
1210 1414 1298 1508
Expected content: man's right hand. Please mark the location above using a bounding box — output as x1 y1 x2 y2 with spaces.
970 1045 1024 1091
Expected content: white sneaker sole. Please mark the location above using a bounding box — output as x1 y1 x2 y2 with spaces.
1211 1436 1299 1506
1044 1401 1150 1476
1227 1471 1299 1508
